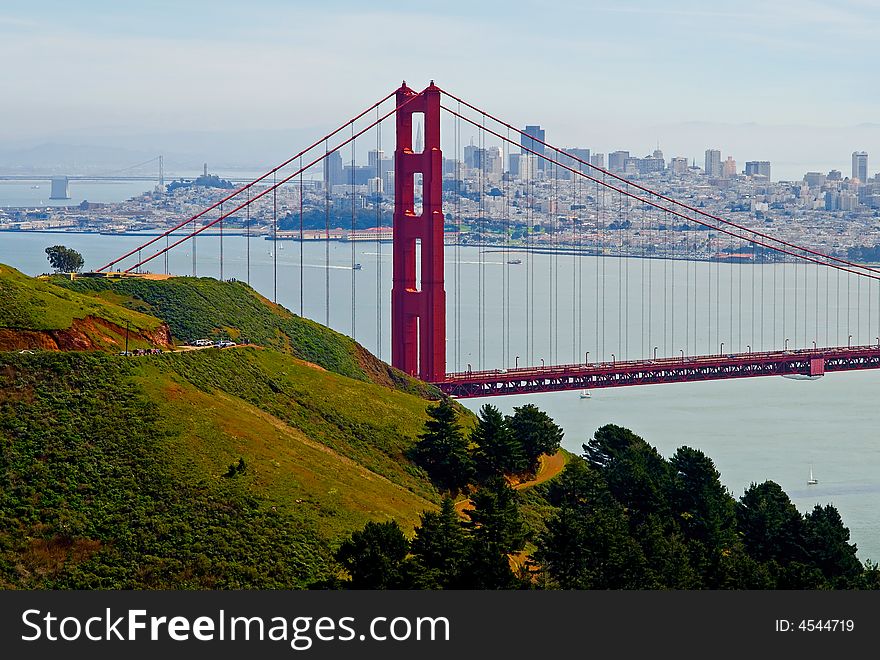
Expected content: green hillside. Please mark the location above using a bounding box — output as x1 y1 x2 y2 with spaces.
0 265 167 351
0 265 460 588
0 349 438 589
54 274 435 396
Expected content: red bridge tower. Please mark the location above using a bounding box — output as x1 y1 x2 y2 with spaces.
391 82 446 381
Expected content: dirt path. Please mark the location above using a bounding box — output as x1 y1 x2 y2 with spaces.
454 450 567 517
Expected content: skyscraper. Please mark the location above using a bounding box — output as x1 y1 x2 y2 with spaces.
608 151 630 173
745 161 771 181
521 125 546 170
704 149 722 178
852 151 868 182
722 156 737 179
463 143 479 169
324 150 343 188
670 157 688 175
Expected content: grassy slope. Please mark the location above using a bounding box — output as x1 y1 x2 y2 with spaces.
55 275 436 397
0 350 437 589
0 265 162 336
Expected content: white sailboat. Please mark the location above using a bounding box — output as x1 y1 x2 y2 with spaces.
579 389 591 399
808 464 818 485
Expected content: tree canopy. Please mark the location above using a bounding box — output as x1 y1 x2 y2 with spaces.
45 245 85 273
410 398 473 494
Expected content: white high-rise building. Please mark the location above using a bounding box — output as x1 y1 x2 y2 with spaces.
704 149 722 177
852 151 868 182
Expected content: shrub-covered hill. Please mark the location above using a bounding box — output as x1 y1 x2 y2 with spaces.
53 274 434 397
0 349 440 589
0 265 170 351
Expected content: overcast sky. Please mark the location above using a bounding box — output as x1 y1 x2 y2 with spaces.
2 0 879 177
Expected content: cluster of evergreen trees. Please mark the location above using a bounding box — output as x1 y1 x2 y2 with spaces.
334 480 528 589
539 425 875 589
333 413 880 590
409 399 563 494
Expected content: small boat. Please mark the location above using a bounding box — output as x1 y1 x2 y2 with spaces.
808 464 818 485
507 258 522 265
352 263 362 270
579 389 591 399
782 374 823 381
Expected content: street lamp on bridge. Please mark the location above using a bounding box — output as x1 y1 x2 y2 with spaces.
680 349 684 361
849 334 853 347
784 338 789 350
540 358 545 368
720 342 724 355
653 346 658 360
515 355 520 369
746 345 751 353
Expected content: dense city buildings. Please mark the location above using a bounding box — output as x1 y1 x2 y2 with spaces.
3 139 880 265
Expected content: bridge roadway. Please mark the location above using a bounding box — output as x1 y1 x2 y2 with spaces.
434 345 880 397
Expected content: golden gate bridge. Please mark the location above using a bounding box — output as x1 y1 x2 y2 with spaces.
95 82 880 397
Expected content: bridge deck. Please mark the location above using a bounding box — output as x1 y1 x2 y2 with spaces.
434 346 880 397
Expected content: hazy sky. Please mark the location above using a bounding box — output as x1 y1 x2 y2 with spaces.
2 0 879 177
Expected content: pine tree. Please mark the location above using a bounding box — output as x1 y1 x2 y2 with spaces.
409 497 470 588
506 404 563 473
472 404 526 479
411 398 474 494
335 520 410 589
462 476 527 589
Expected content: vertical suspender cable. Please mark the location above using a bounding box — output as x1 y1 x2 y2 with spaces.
219 202 224 281
760 241 764 351
351 125 357 340
325 139 330 326
273 170 278 304
670 206 675 356
505 128 511 367
375 113 382 359
299 155 303 316
641 192 646 357
618 190 623 359
600 176 606 361
246 185 251 286
794 253 799 347
192 213 197 277
455 107 461 370
685 207 690 356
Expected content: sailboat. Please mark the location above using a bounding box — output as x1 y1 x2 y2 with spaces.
808 464 818 485
579 389 591 399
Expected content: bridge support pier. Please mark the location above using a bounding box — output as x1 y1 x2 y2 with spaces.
391 82 446 382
